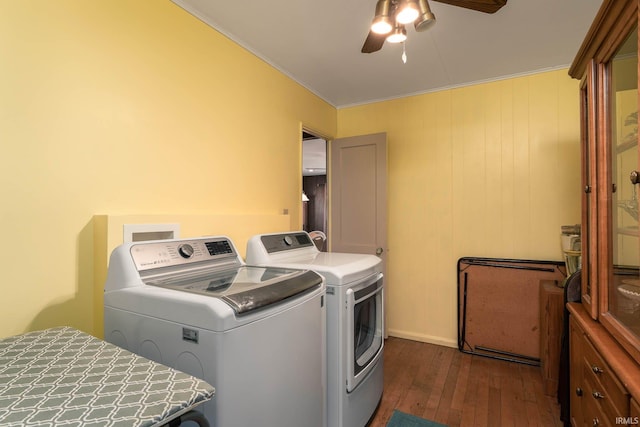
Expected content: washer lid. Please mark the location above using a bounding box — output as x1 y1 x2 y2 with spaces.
271 253 381 284
144 266 322 315
246 232 382 285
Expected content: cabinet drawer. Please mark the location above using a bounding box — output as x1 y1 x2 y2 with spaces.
583 374 614 427
632 398 640 419
583 337 629 416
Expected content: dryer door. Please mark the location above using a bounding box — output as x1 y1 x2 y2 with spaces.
346 273 384 392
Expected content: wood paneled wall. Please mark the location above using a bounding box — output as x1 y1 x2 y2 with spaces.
337 69 581 346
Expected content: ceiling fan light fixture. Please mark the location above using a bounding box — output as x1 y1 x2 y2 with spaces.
371 16 393 34
396 0 420 25
371 0 393 34
386 24 407 43
414 0 436 32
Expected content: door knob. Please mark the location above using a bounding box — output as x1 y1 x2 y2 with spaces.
376 247 384 256
631 170 640 185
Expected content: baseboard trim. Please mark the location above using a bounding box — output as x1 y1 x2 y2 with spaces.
387 329 457 349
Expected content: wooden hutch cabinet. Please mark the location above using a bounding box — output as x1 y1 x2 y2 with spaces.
568 0 640 426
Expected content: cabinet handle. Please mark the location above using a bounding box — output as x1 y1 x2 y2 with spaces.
584 185 591 193
631 170 640 185
591 365 603 374
593 417 600 427
592 391 605 399
575 387 583 397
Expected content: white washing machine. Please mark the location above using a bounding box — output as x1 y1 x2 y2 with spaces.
104 236 326 427
246 231 384 427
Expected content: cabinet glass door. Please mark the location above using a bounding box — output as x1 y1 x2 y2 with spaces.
608 26 640 348
581 62 597 319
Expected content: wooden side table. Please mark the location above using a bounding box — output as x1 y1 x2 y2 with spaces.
539 279 564 396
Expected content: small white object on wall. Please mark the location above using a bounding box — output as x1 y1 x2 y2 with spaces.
123 223 180 243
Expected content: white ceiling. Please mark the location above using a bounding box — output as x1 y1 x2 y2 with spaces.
171 0 603 108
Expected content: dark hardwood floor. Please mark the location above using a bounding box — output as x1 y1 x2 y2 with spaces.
367 337 563 427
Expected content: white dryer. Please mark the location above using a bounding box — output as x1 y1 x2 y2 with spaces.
246 231 384 427
104 236 326 427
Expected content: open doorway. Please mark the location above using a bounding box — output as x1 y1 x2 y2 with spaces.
302 130 327 250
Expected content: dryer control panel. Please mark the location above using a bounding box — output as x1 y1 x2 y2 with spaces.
260 232 315 253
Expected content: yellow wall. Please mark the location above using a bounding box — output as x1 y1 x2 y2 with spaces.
0 1 336 338
337 70 581 346
0 2 582 346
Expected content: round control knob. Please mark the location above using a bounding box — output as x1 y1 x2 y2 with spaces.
178 244 194 259
283 236 294 246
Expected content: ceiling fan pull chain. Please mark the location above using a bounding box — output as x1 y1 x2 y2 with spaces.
402 41 407 63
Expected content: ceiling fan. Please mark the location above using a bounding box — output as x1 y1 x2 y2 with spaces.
361 0 507 54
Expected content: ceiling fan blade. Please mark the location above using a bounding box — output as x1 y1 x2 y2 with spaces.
431 0 507 14
361 31 386 53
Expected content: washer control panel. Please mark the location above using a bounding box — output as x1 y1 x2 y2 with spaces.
260 232 314 254
130 237 239 271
